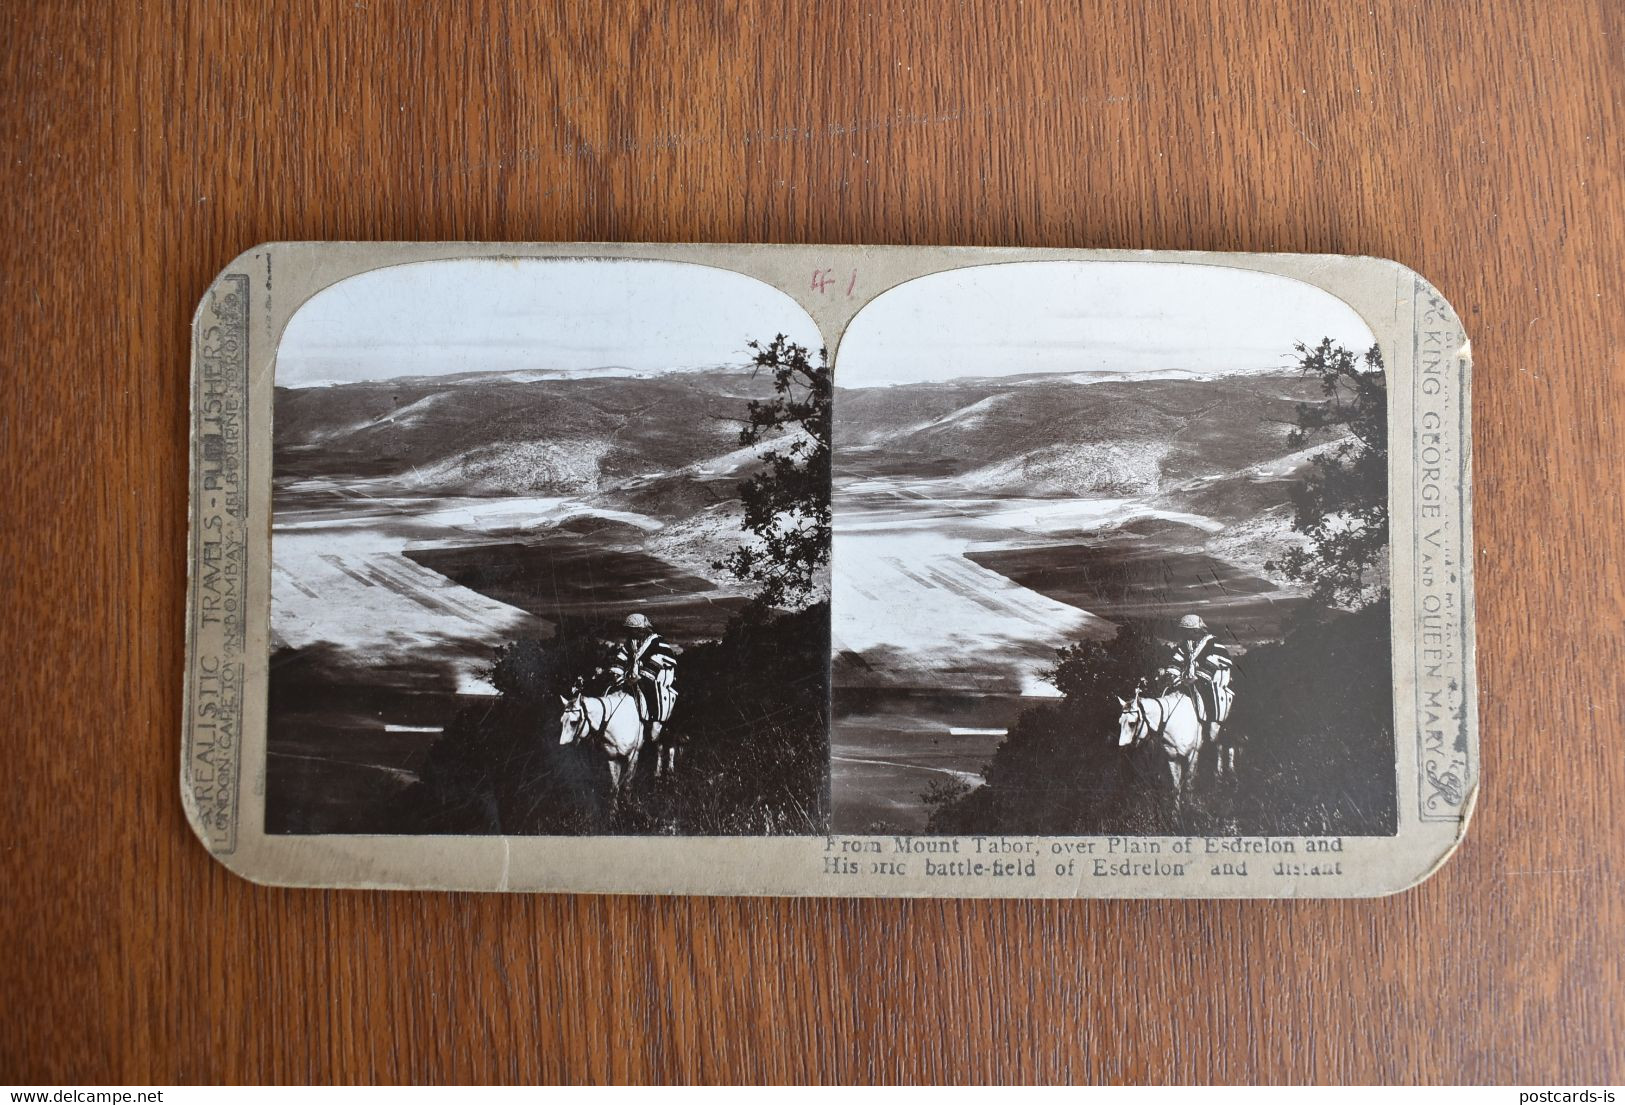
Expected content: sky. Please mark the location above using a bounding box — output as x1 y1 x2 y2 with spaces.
277 256 1379 390
835 260 1378 386
276 257 824 387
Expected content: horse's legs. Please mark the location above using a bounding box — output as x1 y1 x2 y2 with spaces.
645 722 677 781
606 757 625 814
1171 753 1199 815
623 747 640 793
1210 724 1236 783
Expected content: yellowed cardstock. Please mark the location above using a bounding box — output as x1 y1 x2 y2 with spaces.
184 243 1475 896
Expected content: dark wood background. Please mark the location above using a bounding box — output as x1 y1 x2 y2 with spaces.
4 0 1621 1085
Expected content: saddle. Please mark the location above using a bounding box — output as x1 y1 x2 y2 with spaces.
1170 679 1226 726
625 672 677 727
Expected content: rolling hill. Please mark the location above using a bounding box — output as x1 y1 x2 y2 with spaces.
276 365 1346 550
273 368 781 506
835 370 1333 500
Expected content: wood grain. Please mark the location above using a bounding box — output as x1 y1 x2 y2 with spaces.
3 0 1621 1085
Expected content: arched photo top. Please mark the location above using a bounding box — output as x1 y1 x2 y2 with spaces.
834 260 1378 387
277 256 823 387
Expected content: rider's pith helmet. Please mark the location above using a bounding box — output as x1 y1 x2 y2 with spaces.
1178 614 1207 632
622 613 654 632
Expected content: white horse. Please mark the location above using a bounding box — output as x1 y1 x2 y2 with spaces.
1117 685 1206 810
558 689 647 811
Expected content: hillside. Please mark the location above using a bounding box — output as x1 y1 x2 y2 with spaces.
830 369 1361 694
835 370 1333 499
279 366 1336 506
273 368 780 503
275 366 1352 608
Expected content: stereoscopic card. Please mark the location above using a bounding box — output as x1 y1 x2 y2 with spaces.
184 243 1476 896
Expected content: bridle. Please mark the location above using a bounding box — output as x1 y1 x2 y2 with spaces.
562 683 635 742
1127 687 1168 745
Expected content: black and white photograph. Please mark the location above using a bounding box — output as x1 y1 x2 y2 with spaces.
830 260 1397 836
268 258 833 835
188 240 1471 898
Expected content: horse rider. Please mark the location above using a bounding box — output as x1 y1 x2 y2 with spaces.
1160 613 1234 744
605 613 680 743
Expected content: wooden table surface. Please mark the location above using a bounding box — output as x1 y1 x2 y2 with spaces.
3 0 1621 1085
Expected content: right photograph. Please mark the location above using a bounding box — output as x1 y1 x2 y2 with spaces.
830 260 1396 837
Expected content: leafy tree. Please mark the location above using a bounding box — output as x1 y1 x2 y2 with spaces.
659 601 830 834
1268 338 1389 608
715 335 832 608
1048 622 1165 708
1223 597 1396 835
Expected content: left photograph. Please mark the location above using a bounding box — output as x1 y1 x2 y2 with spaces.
267 258 832 836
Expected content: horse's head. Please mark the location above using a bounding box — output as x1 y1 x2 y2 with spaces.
558 692 586 746
1116 685 1146 748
